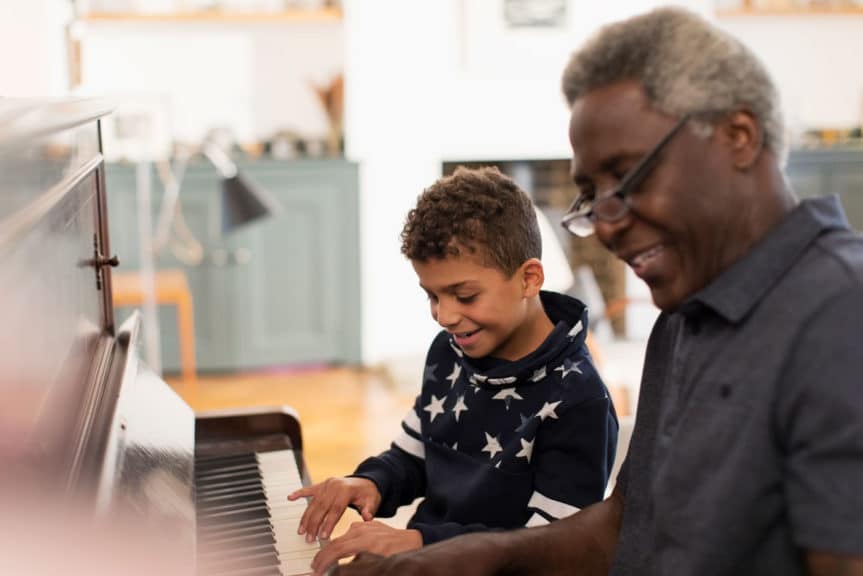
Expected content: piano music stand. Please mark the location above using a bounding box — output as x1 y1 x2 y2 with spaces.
112 268 197 385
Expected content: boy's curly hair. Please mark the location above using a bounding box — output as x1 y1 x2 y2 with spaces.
400 166 542 277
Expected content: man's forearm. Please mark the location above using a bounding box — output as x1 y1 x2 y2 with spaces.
332 485 624 576
502 488 624 575
807 551 863 576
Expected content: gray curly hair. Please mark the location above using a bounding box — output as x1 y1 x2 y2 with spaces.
562 6 785 160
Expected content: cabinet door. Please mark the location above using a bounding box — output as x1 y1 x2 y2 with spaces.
105 160 361 372
827 166 863 231
785 164 825 201
104 165 142 269
224 161 361 367
162 166 235 371
787 150 863 232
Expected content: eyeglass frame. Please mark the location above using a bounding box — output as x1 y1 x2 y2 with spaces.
561 114 691 238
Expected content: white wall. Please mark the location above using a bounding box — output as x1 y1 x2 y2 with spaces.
0 0 69 97
346 0 713 365
78 19 343 144
347 0 863 365
343 0 457 364
718 14 863 131
441 0 710 161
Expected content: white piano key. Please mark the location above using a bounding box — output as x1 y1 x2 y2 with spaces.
260 450 316 575
276 547 318 559
198 449 317 576
281 556 316 576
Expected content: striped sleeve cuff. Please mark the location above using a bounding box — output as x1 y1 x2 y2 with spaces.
525 513 549 527
392 407 425 459
526 490 581 521
403 407 421 434
393 429 425 459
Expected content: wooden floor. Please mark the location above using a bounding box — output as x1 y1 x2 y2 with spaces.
169 367 417 537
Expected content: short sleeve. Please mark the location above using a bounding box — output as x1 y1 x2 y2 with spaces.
776 287 863 555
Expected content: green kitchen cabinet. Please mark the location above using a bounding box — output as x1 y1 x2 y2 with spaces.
786 147 863 230
106 158 361 372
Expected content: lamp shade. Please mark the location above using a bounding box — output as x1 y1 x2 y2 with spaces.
220 173 281 234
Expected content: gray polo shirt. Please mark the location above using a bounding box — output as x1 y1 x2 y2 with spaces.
611 196 863 576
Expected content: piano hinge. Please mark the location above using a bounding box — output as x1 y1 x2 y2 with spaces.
82 234 119 290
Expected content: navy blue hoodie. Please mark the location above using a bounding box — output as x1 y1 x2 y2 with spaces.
353 291 618 545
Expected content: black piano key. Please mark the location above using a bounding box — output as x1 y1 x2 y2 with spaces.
199 499 269 516
196 457 258 471
197 462 260 479
209 568 281 576
203 550 281 574
199 489 266 504
198 487 267 508
198 518 273 541
196 452 257 467
198 481 266 500
201 528 276 550
198 483 264 499
200 504 270 524
201 565 282 576
200 541 276 561
197 469 263 485
197 475 263 490
208 569 281 576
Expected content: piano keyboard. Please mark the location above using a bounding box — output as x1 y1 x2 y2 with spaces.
196 450 319 576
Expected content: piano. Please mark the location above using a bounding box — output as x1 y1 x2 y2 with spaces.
0 99 319 575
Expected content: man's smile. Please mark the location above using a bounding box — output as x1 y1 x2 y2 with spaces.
622 243 666 279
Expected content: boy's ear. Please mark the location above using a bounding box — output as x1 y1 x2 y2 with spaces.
520 258 545 297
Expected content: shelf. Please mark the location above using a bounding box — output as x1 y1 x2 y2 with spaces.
717 6 863 16
80 8 342 23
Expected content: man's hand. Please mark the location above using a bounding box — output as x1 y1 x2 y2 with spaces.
288 477 381 543
331 483 625 576
330 532 512 576
311 521 422 576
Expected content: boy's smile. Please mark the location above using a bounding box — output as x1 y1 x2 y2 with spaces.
412 249 552 361
452 328 482 350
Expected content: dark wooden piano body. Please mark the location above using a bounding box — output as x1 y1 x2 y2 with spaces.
0 99 315 575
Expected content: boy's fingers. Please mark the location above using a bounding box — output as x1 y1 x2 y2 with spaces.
288 486 313 500
318 498 350 540
296 478 362 539
308 500 347 543
299 495 330 537
297 504 313 535
304 507 327 542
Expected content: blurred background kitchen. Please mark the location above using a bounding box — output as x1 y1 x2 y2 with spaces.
3 0 863 536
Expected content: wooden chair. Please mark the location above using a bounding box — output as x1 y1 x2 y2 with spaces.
112 269 197 385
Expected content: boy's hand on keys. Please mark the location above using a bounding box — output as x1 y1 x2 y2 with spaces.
289 477 381 543
311 520 422 576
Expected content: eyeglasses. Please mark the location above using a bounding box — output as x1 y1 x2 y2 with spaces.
561 114 691 238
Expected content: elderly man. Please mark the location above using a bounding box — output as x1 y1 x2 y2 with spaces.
331 6 863 576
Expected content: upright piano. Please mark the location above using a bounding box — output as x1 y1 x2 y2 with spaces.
0 99 319 575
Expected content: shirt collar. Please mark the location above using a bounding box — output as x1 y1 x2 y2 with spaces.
681 195 850 323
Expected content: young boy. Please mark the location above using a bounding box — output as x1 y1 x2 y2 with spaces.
290 166 617 575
